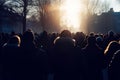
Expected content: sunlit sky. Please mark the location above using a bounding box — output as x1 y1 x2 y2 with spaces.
110 0 120 12
60 0 82 32
6 0 120 32
59 0 120 32
3 0 120 33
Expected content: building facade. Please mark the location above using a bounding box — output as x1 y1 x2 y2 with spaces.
89 8 120 33
0 6 23 33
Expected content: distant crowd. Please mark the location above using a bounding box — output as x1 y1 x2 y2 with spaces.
0 29 120 80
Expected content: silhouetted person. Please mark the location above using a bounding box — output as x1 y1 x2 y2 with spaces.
96 36 104 49
39 31 49 51
104 41 120 68
103 31 117 49
20 30 48 80
2 35 21 80
0 33 3 57
74 32 86 49
51 30 82 80
82 34 104 80
108 50 120 80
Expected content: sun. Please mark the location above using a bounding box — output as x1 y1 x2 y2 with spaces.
60 0 83 32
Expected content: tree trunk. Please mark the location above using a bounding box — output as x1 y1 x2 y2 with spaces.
22 0 27 33
23 15 26 33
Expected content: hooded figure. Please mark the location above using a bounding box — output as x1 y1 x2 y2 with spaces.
82 34 104 80
51 30 82 80
20 30 48 80
2 35 21 80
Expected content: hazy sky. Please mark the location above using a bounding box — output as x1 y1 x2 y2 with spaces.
109 0 120 11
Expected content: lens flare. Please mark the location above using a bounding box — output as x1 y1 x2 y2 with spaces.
60 0 83 32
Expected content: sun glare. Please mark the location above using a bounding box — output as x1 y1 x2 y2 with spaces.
60 0 83 32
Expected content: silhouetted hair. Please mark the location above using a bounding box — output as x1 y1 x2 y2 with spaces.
108 30 114 36
60 30 71 38
89 32 95 37
96 36 103 42
7 35 21 46
54 30 75 46
87 36 96 45
23 30 34 42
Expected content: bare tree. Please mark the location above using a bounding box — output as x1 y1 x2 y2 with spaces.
81 0 110 33
0 0 5 5
83 0 98 15
3 0 57 32
22 0 28 33
3 0 36 33
35 0 61 32
100 0 110 13
35 0 51 31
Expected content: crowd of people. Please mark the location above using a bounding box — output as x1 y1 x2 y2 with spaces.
0 29 120 80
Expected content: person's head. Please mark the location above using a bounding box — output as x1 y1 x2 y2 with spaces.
89 32 95 37
104 41 120 55
60 30 71 38
23 29 34 42
96 36 103 43
108 30 114 37
42 30 48 36
87 36 96 45
7 35 21 47
54 30 75 48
